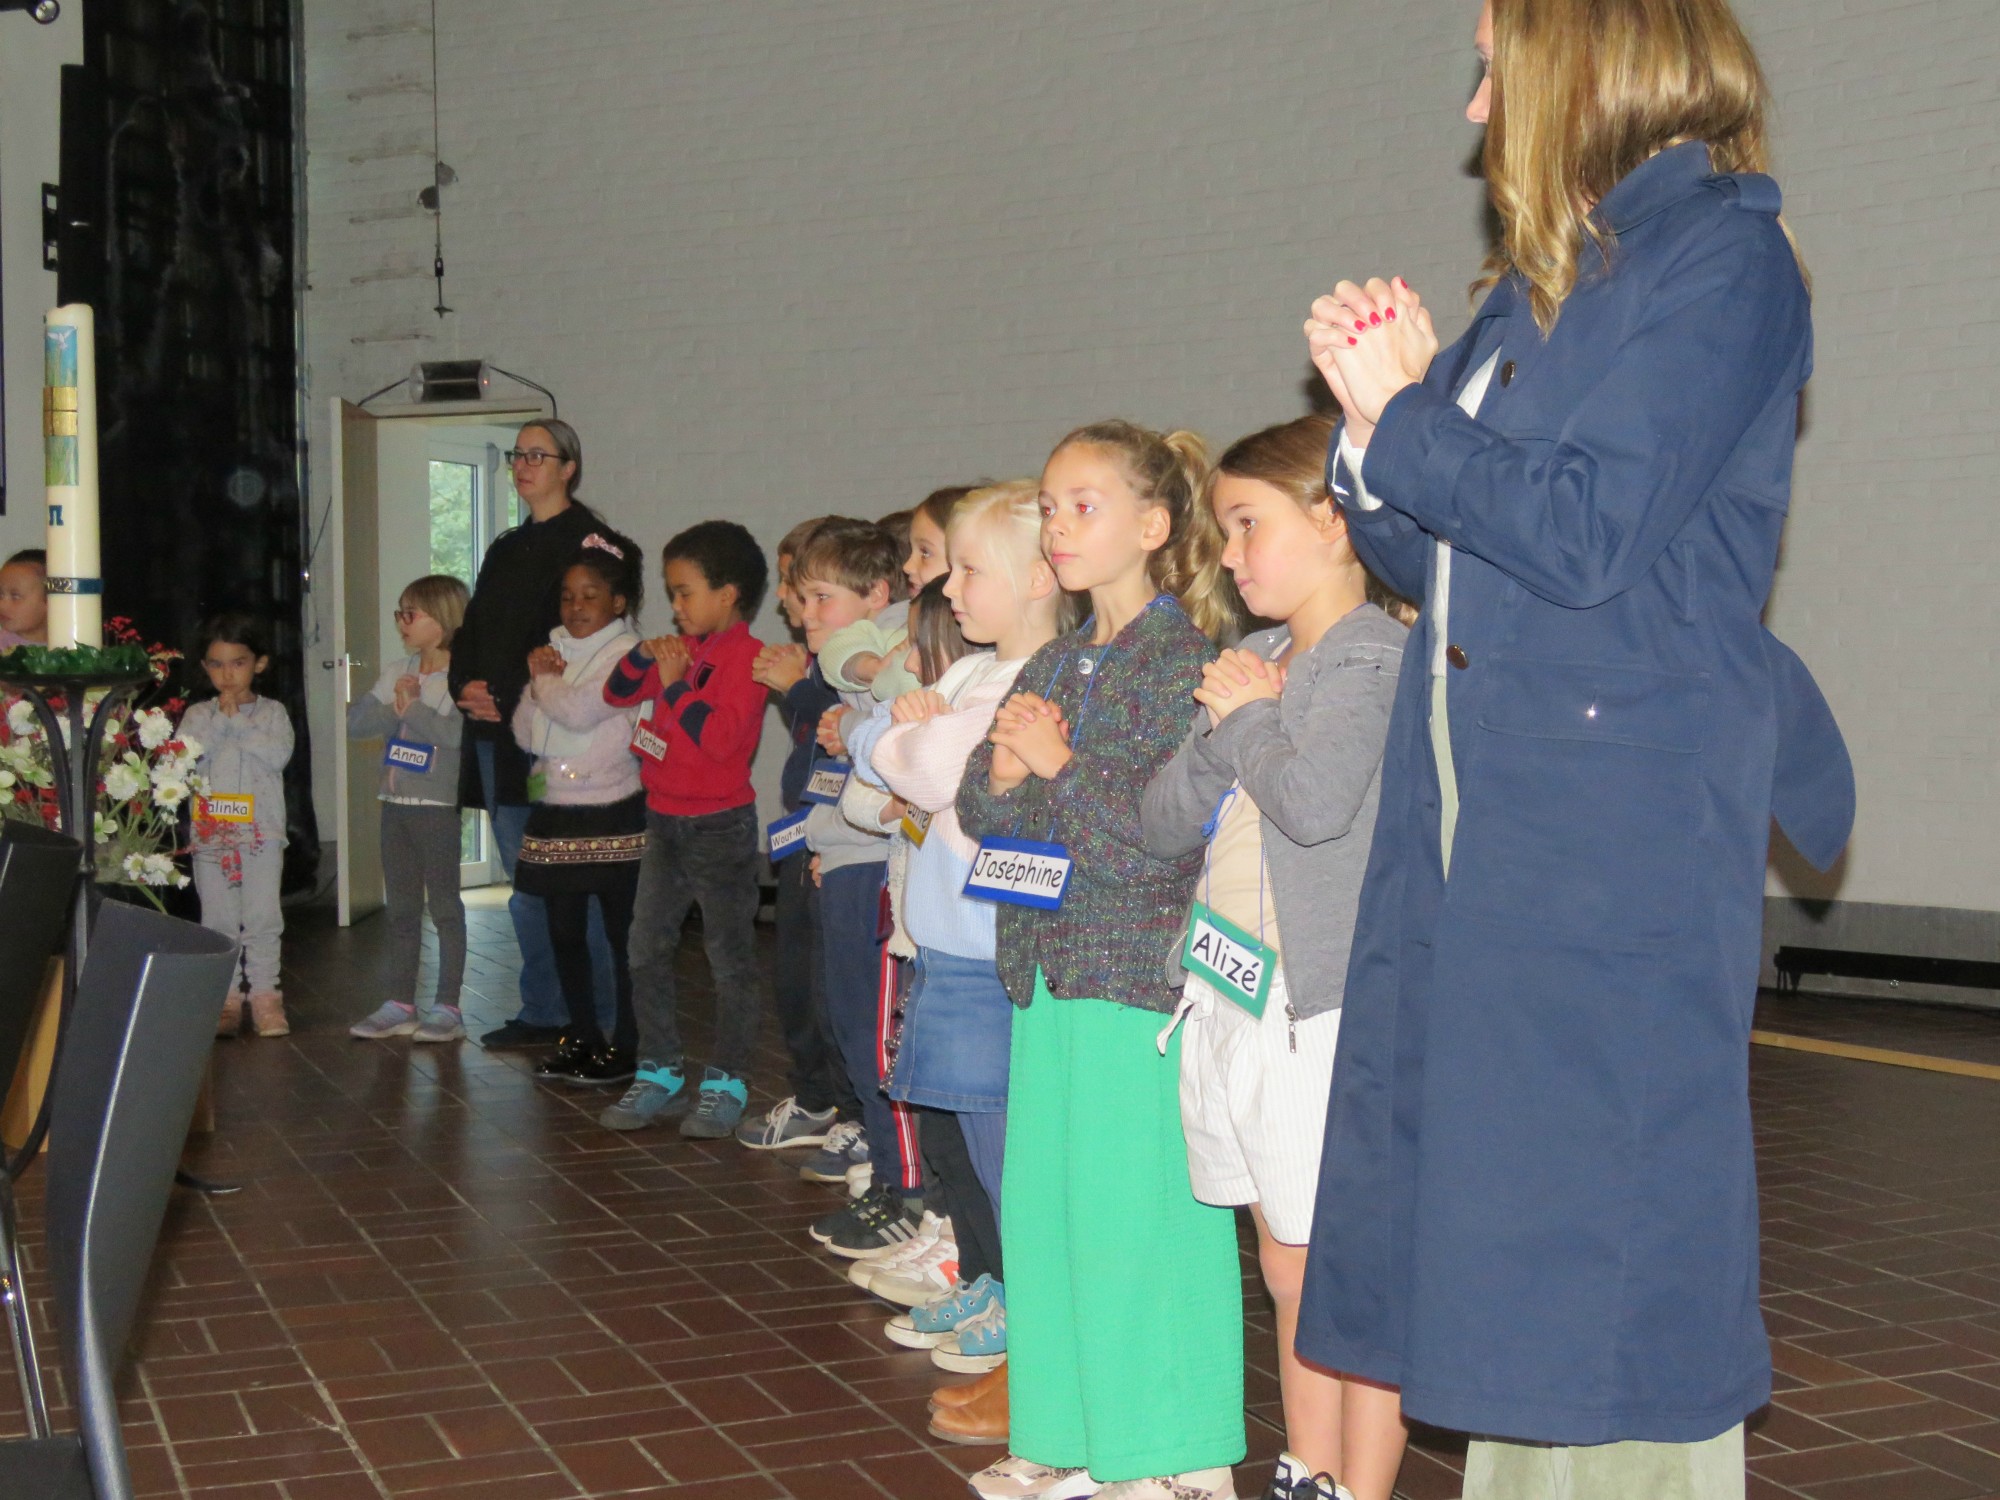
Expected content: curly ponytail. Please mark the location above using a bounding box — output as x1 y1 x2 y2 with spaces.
1053 420 1242 644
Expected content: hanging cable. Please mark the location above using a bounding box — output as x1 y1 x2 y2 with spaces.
428 0 451 318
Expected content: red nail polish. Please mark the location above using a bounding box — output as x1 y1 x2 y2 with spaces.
1354 321 1367 332
1386 308 1396 321
1347 337 1358 346
1370 312 1382 326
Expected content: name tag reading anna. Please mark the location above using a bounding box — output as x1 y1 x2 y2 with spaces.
201 793 255 823
767 808 811 860
384 738 435 773
801 760 851 806
963 835 1073 910
1182 902 1276 1017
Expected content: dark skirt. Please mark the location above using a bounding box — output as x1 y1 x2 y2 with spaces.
513 791 647 896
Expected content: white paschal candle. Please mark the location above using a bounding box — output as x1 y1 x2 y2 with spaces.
44 304 103 649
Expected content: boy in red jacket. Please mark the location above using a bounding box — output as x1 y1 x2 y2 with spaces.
597 521 770 1139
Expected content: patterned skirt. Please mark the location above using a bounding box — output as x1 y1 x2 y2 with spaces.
512 791 647 896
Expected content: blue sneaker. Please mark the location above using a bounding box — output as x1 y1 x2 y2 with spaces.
734 1095 838 1150
679 1068 749 1139
596 1061 691 1130
799 1120 869 1183
885 1273 1000 1349
931 1288 1006 1372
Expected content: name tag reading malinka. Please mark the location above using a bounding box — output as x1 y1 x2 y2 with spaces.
384 738 435 772
201 794 255 823
767 808 811 861
801 760 851 805
1182 901 1275 1017
964 836 1074 910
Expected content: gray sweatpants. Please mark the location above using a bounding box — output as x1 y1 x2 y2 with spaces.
193 844 285 994
381 802 466 1009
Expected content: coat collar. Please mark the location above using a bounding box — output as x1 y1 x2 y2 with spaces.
1593 139 1715 234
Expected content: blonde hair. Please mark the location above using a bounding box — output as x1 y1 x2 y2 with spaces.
1211 415 1416 626
1052 421 1240 643
948 478 1086 637
400 574 470 647
1476 0 1799 332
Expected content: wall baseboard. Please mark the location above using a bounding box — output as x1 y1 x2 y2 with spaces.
1762 899 2000 1010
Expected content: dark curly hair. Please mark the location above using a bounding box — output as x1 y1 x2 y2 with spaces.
565 526 645 618
663 520 768 620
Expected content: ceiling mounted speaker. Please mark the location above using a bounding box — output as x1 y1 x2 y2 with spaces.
407 359 491 403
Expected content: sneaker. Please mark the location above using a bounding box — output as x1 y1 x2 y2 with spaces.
970 1456 1100 1500
867 1225 963 1308
811 1185 922 1257
886 1273 1000 1349
350 1001 419 1039
597 1062 692 1130
1262 1455 1352 1500
799 1120 868 1183
735 1096 838 1150
1092 1471 1237 1500
932 1291 1006 1372
680 1068 749 1138
480 1019 566 1051
532 1035 593 1082
411 1006 465 1043
846 1211 949 1291
566 1046 638 1088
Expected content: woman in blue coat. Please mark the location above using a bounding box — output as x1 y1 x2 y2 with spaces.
1296 0 1854 1495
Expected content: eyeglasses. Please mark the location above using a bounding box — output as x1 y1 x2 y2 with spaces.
394 608 425 624
504 448 561 468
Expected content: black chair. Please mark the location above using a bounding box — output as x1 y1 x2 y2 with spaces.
0 902 236 1499
0 823 84 1434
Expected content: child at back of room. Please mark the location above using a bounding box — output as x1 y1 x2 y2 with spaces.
858 481 1073 1442
347 574 473 1044
956 421 1245 1500
597 521 770 1138
1140 415 1410 1500
186 612 296 1039
0 550 48 649
819 487 968 709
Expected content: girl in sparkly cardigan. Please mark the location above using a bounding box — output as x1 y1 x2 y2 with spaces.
956 421 1242 1500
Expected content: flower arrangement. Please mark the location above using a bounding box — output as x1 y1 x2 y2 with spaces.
0 618 201 906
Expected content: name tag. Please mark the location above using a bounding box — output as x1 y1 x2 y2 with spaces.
900 807 932 846
1182 901 1276 1018
801 760 850 805
201 793 255 823
768 807 811 860
384 738 435 773
963 835 1073 910
631 722 670 761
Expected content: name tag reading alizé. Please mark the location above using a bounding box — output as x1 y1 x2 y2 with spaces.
963 835 1073 910
384 738 435 773
201 793 255 823
767 808 811 860
801 760 851 806
1181 901 1276 1017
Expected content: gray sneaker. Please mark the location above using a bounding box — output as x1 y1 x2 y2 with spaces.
411 1006 466 1043
597 1062 691 1130
734 1095 838 1150
350 1002 420 1039
679 1068 749 1140
800 1120 869 1183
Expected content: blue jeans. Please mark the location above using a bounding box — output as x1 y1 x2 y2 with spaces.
477 739 614 1032
819 861 920 1196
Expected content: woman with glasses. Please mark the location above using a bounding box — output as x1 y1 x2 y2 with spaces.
450 418 620 1050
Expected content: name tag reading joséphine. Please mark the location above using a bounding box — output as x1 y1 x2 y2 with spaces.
801 760 851 805
201 793 255 823
963 835 1074 910
1181 901 1276 1017
384 738 435 773
767 808 811 860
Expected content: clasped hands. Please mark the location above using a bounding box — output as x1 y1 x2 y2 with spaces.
987 692 1072 794
634 634 692 683
1196 650 1284 728
1304 276 1440 447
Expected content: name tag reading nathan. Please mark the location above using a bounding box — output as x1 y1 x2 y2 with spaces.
201 793 255 823
801 760 851 805
767 808 811 860
963 835 1074 910
384 738 435 773
1181 901 1276 1017
630 721 669 760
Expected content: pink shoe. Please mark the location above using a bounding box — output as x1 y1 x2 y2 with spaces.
249 991 289 1037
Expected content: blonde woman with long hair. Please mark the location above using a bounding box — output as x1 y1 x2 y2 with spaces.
1296 2 1853 1497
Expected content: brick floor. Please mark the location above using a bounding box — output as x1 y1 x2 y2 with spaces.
1 891 1996 1498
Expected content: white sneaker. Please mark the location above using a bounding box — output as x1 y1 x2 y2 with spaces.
970 1456 1101 1500
867 1228 962 1307
1267 1453 1354 1500
846 1211 948 1290
1092 1470 1237 1500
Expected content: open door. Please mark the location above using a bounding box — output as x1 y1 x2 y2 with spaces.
330 398 385 925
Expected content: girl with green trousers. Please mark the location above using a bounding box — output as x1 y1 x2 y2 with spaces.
957 420 1243 1500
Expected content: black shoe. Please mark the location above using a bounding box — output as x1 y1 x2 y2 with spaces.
481 1019 567 1051
532 1035 594 1081
565 1046 638 1088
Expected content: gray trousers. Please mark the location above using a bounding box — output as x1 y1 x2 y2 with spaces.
628 804 763 1075
381 802 466 1009
193 843 285 994
1463 1425 1745 1500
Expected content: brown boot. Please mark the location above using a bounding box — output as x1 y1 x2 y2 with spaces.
931 1358 1006 1411
216 995 243 1038
249 990 290 1037
927 1360 1006 1445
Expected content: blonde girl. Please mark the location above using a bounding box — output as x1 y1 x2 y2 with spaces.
957 422 1242 1500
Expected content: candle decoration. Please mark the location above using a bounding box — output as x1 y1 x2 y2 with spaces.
43 305 103 650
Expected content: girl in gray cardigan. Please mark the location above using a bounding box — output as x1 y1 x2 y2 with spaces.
1139 416 1408 1500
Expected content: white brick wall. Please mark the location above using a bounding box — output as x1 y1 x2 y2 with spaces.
298 0 1999 916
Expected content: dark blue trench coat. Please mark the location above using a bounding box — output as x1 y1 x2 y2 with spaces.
1297 143 1855 1446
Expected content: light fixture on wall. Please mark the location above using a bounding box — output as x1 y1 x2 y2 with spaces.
0 1 62 23
354 362 560 417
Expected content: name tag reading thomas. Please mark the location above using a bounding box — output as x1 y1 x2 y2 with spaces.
201 793 255 823
801 760 851 806
963 835 1074 910
384 738 435 773
1181 901 1276 1017
767 808 811 860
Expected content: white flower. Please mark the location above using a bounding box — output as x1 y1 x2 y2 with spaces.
140 853 175 885
173 872 190 889
121 853 147 881
177 734 202 762
7 699 36 736
0 769 12 793
151 776 190 811
104 757 146 804
135 708 172 750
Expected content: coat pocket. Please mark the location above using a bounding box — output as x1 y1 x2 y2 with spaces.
1456 658 1711 949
